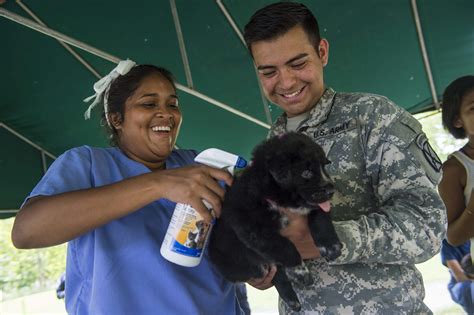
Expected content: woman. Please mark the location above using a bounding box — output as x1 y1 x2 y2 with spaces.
11 60 247 314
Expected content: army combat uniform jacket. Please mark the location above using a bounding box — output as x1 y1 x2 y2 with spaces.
269 88 447 314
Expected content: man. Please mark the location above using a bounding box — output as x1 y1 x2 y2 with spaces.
244 2 446 314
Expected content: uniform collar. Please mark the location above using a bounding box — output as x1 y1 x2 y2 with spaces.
270 87 336 135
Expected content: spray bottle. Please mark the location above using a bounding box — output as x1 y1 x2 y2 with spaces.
160 148 247 267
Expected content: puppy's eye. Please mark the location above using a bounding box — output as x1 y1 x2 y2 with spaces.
301 170 313 179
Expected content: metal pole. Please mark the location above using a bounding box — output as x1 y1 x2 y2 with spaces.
216 0 273 125
41 151 48 174
0 7 121 64
0 209 19 214
15 0 101 79
411 0 439 109
170 0 194 89
177 84 270 129
0 123 57 160
216 0 245 45
0 7 270 129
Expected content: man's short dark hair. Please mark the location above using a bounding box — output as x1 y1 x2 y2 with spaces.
441 75 474 139
243 2 321 56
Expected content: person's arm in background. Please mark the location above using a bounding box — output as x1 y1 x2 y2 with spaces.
439 157 474 246
447 259 471 282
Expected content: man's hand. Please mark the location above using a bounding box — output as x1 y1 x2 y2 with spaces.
279 210 321 260
247 265 277 290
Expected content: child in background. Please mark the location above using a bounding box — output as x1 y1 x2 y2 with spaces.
439 75 474 314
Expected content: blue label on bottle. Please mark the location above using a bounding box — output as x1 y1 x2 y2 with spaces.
171 240 202 257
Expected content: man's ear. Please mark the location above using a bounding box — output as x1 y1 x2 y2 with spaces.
318 38 329 67
108 112 123 130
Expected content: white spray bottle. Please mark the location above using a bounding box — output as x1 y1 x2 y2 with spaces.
160 148 247 267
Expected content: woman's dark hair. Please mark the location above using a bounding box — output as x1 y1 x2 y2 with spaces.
441 75 474 139
243 2 321 56
104 65 176 145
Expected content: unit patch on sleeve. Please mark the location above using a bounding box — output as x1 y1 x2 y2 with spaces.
415 134 442 172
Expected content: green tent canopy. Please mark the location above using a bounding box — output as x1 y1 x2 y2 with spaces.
1 0 473 218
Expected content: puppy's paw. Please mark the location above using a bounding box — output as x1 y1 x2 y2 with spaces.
290 268 314 286
319 242 342 261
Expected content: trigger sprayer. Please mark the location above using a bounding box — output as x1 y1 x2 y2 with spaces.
160 149 247 267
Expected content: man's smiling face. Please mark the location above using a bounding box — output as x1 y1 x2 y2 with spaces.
251 25 329 117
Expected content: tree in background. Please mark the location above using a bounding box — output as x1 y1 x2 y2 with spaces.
415 111 467 161
0 218 66 300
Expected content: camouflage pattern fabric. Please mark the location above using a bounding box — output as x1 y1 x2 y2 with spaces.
269 88 447 314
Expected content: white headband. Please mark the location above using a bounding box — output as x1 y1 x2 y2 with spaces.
83 59 136 127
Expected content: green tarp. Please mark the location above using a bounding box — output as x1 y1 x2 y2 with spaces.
1 0 473 217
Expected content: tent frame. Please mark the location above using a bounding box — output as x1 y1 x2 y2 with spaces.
0 0 447 215
0 122 56 215
0 5 271 129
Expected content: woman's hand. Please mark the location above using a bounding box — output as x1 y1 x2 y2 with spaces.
247 265 277 290
279 210 321 260
153 165 233 222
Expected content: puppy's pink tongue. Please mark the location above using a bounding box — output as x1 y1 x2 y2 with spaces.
318 201 331 212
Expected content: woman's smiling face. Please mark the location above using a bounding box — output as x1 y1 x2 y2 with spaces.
112 73 182 170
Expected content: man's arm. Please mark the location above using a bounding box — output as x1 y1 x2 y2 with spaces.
330 108 446 265
447 259 471 282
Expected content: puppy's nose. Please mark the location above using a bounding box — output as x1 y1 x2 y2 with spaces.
311 183 335 201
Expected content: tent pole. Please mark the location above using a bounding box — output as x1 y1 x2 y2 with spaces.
177 84 270 129
41 152 48 174
0 7 270 129
0 209 19 214
216 0 273 125
410 0 440 109
15 0 102 79
0 123 56 160
0 7 121 63
215 0 245 45
170 0 194 89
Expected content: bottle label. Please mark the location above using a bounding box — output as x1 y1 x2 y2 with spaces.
167 204 212 257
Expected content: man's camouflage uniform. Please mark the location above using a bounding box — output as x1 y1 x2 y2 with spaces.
269 88 447 314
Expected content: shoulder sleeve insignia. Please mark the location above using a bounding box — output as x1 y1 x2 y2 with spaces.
415 134 442 172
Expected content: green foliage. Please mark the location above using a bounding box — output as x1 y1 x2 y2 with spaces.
414 110 467 162
0 218 66 300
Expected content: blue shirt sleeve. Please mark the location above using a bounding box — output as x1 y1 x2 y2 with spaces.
22 146 92 206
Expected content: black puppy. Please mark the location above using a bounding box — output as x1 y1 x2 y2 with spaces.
209 132 342 311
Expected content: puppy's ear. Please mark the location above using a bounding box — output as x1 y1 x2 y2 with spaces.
269 168 292 186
